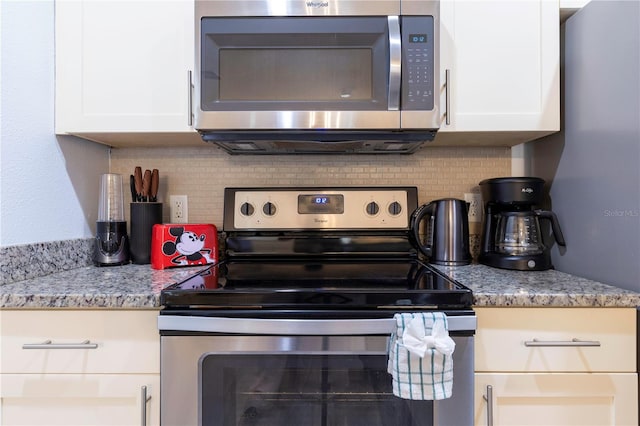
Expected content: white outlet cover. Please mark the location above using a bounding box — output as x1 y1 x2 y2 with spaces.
169 195 188 223
464 193 483 223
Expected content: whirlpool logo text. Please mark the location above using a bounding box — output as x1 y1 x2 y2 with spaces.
306 1 329 7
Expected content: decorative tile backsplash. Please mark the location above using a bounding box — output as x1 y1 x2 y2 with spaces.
111 145 511 227
0 146 507 284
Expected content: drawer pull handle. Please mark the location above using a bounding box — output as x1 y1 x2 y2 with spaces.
524 338 601 347
22 340 98 350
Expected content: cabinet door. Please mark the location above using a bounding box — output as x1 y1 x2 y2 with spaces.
0 374 159 426
55 0 194 133
439 0 559 133
475 373 638 426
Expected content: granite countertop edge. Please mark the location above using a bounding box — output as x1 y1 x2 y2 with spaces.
434 264 640 308
0 264 208 310
1 263 639 309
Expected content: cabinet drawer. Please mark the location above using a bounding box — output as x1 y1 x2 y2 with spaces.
475 308 637 372
0 310 159 374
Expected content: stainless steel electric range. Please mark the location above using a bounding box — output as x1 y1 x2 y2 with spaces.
158 187 476 426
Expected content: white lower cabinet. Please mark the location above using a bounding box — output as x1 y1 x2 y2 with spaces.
475 373 638 426
0 310 160 426
474 308 638 426
1 374 159 426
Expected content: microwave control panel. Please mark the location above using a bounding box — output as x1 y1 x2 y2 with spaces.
401 16 435 111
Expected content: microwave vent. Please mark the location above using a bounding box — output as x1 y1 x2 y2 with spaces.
201 130 436 155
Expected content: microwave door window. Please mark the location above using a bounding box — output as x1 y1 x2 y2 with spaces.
200 17 390 112
218 48 372 102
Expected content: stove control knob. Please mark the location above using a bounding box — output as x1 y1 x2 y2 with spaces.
262 202 277 216
366 201 380 216
240 202 254 216
388 201 402 216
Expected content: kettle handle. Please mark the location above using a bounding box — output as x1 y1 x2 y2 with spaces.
409 202 435 257
535 210 566 246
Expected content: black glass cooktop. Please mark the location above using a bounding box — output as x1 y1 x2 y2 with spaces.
160 259 473 311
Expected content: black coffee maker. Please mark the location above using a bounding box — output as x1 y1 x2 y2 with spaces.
479 177 566 271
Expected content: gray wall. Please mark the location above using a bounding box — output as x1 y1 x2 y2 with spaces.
531 0 640 291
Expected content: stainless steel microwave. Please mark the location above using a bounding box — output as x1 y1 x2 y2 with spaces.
194 0 440 154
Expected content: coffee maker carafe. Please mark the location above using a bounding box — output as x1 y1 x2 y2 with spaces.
479 177 565 271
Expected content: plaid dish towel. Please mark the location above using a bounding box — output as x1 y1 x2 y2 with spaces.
387 312 455 400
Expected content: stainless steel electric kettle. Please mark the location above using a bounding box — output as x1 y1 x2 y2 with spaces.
410 198 472 265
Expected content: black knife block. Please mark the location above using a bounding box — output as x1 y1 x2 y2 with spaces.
130 202 163 264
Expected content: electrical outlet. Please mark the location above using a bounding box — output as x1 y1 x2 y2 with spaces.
464 193 483 223
170 195 188 223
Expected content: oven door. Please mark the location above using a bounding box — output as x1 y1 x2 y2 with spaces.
159 316 474 426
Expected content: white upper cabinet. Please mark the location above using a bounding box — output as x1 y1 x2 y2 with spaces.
54 0 560 147
55 1 196 140
436 0 560 145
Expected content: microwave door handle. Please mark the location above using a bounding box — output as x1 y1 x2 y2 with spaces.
387 16 401 111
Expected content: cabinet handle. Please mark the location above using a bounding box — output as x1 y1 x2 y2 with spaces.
524 338 601 347
445 68 451 125
22 339 98 350
483 385 493 426
141 385 152 426
187 70 194 127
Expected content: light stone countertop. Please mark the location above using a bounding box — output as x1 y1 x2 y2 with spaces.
1 263 639 309
434 264 640 307
0 264 207 309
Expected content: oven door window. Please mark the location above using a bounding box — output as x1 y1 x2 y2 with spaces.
200 17 389 111
200 353 432 426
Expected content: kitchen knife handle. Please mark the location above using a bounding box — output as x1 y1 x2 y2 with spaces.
134 167 143 201
387 16 401 111
150 169 159 202
130 175 137 203
445 69 451 125
142 169 152 202
22 339 98 350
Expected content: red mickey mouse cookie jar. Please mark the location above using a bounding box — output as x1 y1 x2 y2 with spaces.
150 224 218 270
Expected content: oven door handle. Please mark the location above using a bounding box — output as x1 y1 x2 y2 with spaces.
158 315 476 335
159 316 395 335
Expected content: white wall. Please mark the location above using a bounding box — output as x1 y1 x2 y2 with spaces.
0 0 109 247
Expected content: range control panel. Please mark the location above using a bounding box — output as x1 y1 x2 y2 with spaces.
224 187 418 231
